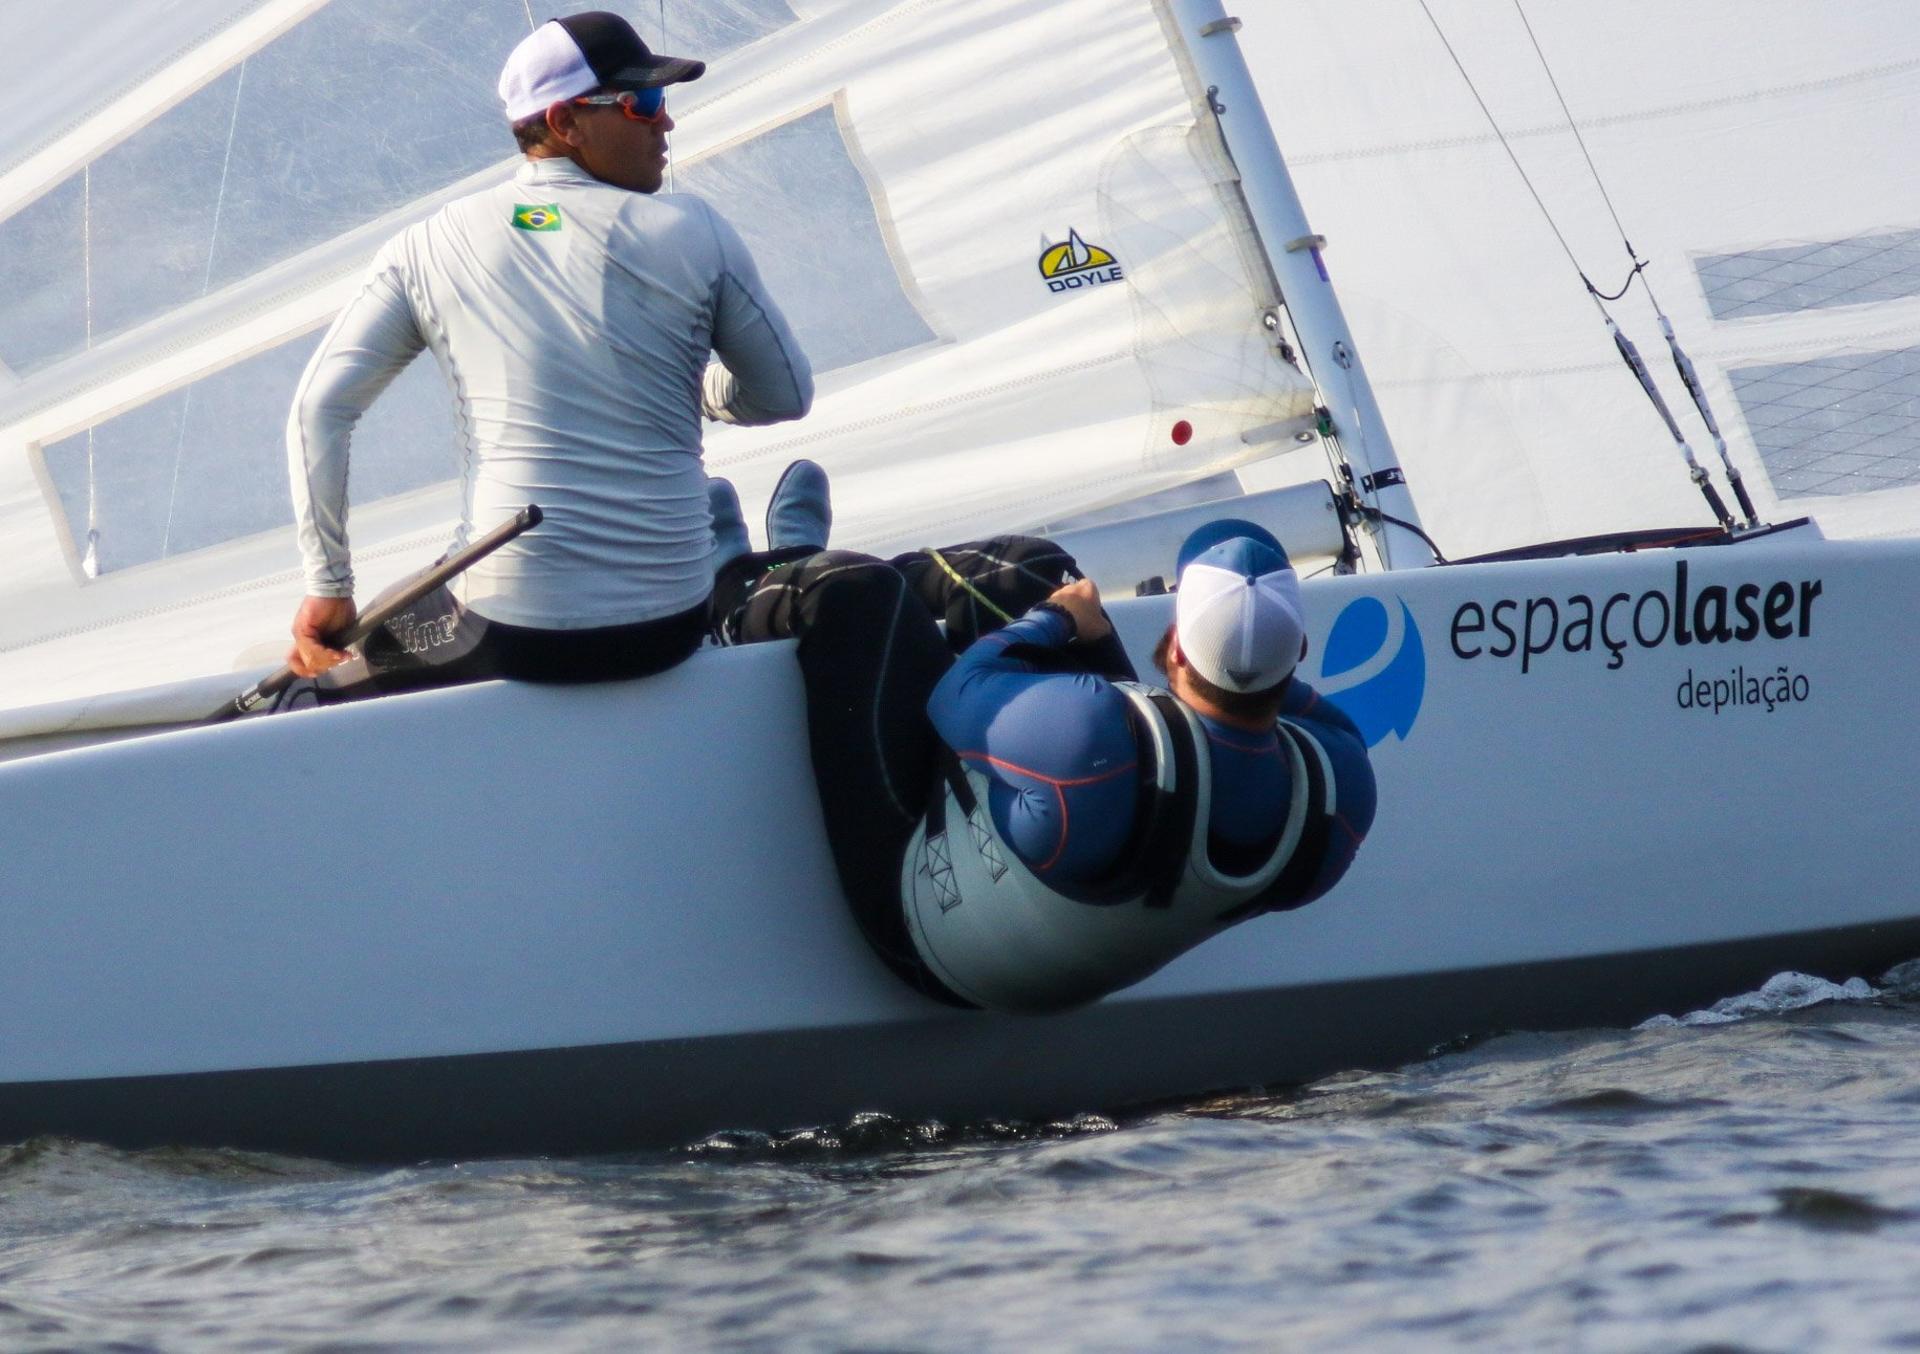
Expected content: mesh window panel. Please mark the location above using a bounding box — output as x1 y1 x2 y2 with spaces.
1697 229 1920 321
1731 348 1920 499
41 333 461 575
0 0 268 177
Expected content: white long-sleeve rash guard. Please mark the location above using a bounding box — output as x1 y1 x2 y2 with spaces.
288 156 814 630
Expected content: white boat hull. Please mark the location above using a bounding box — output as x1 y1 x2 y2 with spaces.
3 534 1916 1159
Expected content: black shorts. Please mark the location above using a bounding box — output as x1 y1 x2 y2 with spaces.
279 585 709 710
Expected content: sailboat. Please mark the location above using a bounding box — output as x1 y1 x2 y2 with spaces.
1 0 1916 1161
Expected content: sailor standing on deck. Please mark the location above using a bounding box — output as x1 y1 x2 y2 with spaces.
278 12 811 704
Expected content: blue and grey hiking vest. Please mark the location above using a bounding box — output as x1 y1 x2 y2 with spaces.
899 681 1338 1013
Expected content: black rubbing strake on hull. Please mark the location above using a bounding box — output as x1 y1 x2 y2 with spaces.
2 918 1915 1163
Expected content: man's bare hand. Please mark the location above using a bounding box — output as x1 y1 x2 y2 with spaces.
288 595 358 678
1046 577 1111 643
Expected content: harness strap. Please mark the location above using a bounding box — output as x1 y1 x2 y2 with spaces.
1141 690 1201 910
931 745 977 825
1205 718 1333 924
1255 719 1335 914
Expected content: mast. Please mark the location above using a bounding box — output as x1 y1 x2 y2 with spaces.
1164 0 1437 569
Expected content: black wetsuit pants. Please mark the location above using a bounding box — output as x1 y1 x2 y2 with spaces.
274 576 708 711
715 535 1115 1004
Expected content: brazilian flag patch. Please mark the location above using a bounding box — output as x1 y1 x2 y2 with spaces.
511 203 563 232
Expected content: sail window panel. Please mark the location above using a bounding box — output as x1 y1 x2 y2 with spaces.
0 176 87 373
41 335 461 576
1698 229 1920 321
0 0 269 176
0 0 802 376
675 106 935 374
1732 349 1920 499
658 0 799 59
0 3 525 376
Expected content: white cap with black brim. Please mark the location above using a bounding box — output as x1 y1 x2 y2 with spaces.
499 11 705 122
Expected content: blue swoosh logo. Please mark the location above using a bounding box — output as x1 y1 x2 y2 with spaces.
1321 596 1425 747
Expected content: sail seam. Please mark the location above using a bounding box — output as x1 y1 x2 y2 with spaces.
704 350 1133 469
1288 55 1920 168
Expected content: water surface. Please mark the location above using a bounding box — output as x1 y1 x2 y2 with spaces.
4 971 1919 1351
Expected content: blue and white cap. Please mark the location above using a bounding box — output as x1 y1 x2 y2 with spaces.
1174 520 1305 693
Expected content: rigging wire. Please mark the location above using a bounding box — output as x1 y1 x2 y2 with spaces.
1360 507 1450 565
160 59 248 560
1412 0 1747 532
1412 0 1591 287
1507 2 1638 273
1509 0 1758 526
81 164 98 578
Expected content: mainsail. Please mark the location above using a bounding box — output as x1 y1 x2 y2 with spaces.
0 0 1318 714
1243 0 1920 559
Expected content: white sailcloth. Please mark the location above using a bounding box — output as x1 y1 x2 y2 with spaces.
1242 0 1920 559
0 0 1316 717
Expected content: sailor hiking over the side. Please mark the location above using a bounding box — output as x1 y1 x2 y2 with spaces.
707 468 1376 1014
277 11 812 707
908 522 1376 1012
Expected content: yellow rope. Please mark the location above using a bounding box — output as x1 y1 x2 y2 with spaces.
924 548 1015 624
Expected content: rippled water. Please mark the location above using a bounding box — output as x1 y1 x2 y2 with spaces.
7 970 1920 1352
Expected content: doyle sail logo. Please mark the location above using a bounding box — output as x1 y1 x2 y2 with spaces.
1038 229 1124 293
512 203 563 232
1319 596 1425 747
